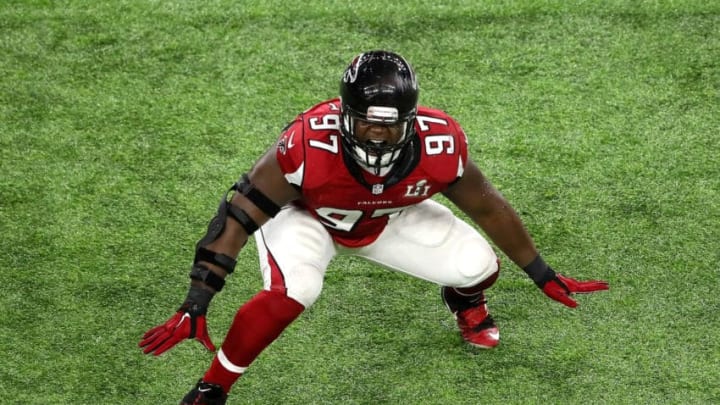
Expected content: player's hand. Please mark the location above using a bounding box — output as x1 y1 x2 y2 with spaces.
541 273 609 308
139 303 215 356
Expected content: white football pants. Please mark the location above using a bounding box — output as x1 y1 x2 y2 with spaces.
255 199 498 308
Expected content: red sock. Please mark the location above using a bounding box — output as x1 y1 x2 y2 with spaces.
203 290 304 393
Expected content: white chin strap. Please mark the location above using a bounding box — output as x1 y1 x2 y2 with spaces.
353 145 398 168
354 149 395 176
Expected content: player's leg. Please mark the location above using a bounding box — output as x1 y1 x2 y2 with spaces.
439 262 501 348
355 199 501 348
184 205 336 402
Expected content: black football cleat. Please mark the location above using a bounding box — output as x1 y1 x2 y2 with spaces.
180 380 227 405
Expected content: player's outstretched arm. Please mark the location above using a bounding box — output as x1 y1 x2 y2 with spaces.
443 158 608 306
139 146 300 355
443 157 538 267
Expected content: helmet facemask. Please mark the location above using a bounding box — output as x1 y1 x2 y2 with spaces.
340 105 416 175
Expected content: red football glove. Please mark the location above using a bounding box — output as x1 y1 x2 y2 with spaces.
139 303 216 356
542 273 609 308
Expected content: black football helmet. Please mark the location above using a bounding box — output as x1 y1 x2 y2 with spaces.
339 50 419 174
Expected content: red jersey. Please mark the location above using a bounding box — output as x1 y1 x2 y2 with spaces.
275 98 469 247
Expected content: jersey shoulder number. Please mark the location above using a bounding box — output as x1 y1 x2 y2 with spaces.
414 107 469 182
276 99 343 188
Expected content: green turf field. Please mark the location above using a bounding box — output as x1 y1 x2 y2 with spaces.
1 1 718 403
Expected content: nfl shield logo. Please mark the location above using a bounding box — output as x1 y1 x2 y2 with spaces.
372 184 384 195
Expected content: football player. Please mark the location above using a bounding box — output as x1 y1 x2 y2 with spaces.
139 50 609 405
